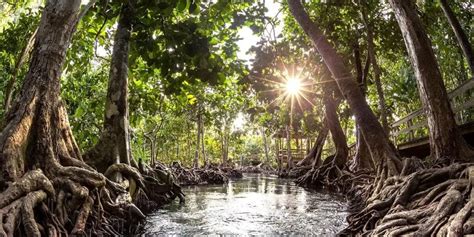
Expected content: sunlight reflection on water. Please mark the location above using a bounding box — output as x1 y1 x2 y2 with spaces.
144 174 347 236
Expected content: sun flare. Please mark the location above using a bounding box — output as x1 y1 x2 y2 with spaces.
285 77 302 96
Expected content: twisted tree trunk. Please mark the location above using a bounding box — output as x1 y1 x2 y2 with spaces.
351 39 374 171
0 0 84 189
352 124 374 171
389 0 474 162
297 125 328 167
287 0 401 178
84 2 134 172
323 94 348 168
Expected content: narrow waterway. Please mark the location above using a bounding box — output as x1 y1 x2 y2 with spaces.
144 174 348 235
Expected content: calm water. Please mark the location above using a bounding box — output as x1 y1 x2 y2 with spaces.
144 174 348 236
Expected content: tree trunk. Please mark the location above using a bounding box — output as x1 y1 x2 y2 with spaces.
176 138 179 159
193 114 201 168
297 125 328 167
323 95 348 168
351 37 375 171
389 0 473 162
222 127 230 165
262 127 270 165
186 120 191 161
144 134 156 166
225 133 229 164
3 29 37 115
276 138 282 172
0 0 84 188
221 133 226 165
222 127 230 166
286 125 293 169
306 138 310 153
287 0 402 176
84 2 134 172
352 123 374 171
353 40 364 86
363 16 389 133
440 0 474 75
201 114 207 167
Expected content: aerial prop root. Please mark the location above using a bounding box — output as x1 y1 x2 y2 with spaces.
295 155 367 193
104 162 185 210
0 163 150 236
341 163 474 236
169 162 228 185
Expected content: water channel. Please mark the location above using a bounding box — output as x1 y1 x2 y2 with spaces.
144 174 348 236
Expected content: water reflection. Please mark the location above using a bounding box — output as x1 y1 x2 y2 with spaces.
144 174 347 236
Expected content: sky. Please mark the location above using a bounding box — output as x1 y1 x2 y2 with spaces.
236 0 283 63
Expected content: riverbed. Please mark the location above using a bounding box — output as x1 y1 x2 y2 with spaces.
144 173 348 235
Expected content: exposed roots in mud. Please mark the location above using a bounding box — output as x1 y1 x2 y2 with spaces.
294 154 374 195
0 167 138 236
170 162 243 186
339 162 474 236
0 158 186 236
240 163 276 175
293 149 474 236
0 107 183 236
288 165 312 178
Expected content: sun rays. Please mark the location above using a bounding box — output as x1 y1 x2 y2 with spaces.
255 64 317 113
285 76 302 95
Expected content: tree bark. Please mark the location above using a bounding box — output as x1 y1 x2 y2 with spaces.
389 0 473 162
287 0 402 176
351 35 374 171
323 94 348 168
84 2 134 172
353 40 364 86
440 0 474 75
0 0 84 188
352 123 374 171
3 29 37 115
362 12 390 133
297 125 328 167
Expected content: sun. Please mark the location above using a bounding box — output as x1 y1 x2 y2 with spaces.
285 77 302 95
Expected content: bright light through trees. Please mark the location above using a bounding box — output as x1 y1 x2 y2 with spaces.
285 76 302 96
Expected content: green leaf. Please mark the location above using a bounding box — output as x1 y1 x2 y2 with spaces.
74 106 85 117
176 0 187 12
